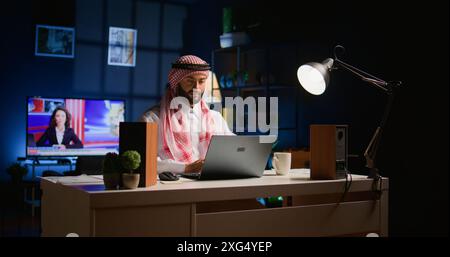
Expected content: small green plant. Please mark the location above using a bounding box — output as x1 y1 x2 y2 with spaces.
6 163 28 182
121 150 141 174
102 152 122 174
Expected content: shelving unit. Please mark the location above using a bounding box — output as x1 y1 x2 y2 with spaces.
17 157 75 217
211 44 301 149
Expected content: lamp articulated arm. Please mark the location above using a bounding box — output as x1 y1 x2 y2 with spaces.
364 92 395 179
330 50 401 179
333 58 390 92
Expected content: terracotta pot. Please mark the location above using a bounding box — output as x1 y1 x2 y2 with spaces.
103 173 120 190
122 173 140 189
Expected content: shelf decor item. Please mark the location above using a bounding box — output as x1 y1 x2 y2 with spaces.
220 32 251 48
219 74 234 88
235 70 249 86
223 7 233 34
107 27 137 67
102 152 122 190
121 150 141 189
35 25 75 58
6 163 28 184
220 7 250 48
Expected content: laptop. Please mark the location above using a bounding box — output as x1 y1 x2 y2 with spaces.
181 135 273 180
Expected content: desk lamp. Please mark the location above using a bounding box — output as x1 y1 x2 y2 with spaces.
297 45 401 183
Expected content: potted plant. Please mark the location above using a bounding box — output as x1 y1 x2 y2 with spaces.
121 150 141 189
102 152 122 190
6 163 28 183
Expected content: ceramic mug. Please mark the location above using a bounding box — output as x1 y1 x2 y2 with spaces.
272 152 291 175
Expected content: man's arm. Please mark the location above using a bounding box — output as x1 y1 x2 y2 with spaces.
140 108 189 174
157 156 186 174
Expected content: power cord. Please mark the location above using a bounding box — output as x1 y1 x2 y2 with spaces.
370 168 383 200
338 169 352 203
338 168 383 204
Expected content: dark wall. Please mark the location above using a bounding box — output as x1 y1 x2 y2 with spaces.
185 0 448 236
0 0 191 181
0 1 75 180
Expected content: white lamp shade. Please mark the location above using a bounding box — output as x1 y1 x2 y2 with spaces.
297 58 334 95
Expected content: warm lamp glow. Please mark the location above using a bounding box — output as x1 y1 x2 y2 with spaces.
297 58 334 95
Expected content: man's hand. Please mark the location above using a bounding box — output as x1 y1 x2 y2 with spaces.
184 159 204 173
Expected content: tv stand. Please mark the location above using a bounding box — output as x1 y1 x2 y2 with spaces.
18 157 75 180
32 157 40 165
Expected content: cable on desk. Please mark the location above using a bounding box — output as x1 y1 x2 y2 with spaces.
338 169 352 204
371 173 383 200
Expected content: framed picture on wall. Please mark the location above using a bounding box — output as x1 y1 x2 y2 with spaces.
107 27 137 67
35 25 75 58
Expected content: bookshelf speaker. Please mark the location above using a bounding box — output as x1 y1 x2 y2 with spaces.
119 122 158 187
310 124 348 180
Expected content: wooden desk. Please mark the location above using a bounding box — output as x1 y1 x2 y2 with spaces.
40 169 388 237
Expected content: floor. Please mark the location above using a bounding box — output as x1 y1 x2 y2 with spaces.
0 181 41 237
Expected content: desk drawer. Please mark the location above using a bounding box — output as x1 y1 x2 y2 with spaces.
196 200 380 237
93 204 192 236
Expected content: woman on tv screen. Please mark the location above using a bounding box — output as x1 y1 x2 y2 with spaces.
36 106 83 149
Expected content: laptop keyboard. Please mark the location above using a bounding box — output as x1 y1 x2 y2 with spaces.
180 172 201 179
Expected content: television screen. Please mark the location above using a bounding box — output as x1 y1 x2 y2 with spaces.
27 96 125 157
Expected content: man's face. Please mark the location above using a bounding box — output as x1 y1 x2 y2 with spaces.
178 73 207 106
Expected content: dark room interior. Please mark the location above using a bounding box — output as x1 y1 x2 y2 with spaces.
0 0 448 238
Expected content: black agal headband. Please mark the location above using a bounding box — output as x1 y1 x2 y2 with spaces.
171 62 211 71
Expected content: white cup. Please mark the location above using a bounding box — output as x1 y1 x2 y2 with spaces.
272 152 291 175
